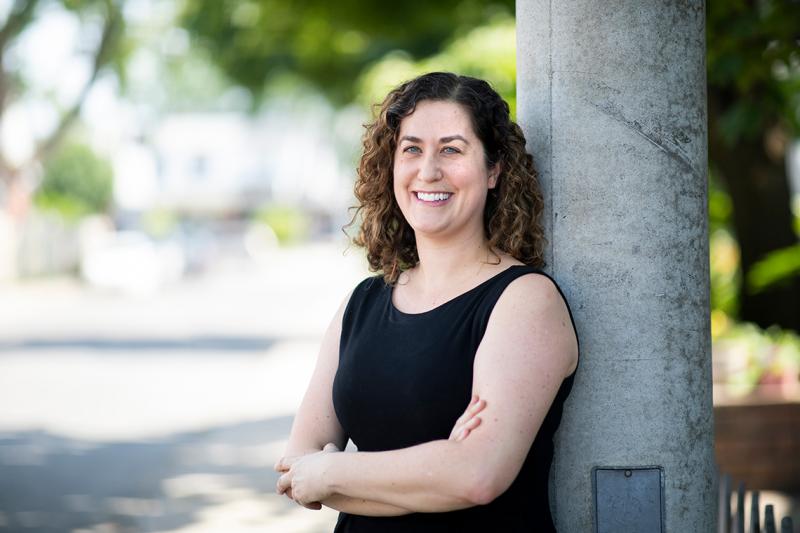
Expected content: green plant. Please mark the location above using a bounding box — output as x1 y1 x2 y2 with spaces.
254 204 311 244
713 320 800 396
35 143 113 221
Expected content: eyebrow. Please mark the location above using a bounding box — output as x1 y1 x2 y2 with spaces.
399 135 470 144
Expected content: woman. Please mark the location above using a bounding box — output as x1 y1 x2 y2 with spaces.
275 72 580 532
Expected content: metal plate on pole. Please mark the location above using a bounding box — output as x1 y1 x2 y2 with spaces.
594 466 664 533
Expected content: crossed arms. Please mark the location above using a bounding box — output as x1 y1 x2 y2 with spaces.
274 273 578 515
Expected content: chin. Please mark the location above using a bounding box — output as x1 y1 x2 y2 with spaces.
409 222 458 239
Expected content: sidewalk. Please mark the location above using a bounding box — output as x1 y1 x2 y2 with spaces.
0 241 368 532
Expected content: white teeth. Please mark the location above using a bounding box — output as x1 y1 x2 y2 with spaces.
416 192 452 202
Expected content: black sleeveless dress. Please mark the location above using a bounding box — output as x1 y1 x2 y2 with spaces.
331 265 580 532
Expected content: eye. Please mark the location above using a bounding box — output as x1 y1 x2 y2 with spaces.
402 145 421 153
442 146 461 154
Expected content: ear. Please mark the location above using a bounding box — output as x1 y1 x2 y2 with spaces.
487 163 501 189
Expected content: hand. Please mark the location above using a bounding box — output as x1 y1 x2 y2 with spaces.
275 442 340 508
275 449 325 510
448 394 486 442
283 488 322 510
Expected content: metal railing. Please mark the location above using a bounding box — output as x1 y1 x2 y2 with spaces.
718 472 796 533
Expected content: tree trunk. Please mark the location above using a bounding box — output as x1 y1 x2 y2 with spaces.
708 89 800 332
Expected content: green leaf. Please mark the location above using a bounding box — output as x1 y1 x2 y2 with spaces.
747 243 800 293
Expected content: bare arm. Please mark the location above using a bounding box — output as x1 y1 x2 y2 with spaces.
282 292 349 456
280 273 579 512
279 397 486 515
277 289 413 516
321 494 409 516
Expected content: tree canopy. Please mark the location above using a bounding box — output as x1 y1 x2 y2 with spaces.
707 0 800 144
178 0 800 330
3 0 797 330
179 0 513 104
0 0 127 196
706 0 800 331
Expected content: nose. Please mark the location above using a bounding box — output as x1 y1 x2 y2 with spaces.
419 153 443 182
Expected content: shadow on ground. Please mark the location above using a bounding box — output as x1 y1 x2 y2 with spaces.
0 336 283 355
0 414 322 532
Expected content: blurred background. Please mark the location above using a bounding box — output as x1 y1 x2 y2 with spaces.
0 0 797 531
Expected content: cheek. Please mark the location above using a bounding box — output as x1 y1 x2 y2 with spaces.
392 175 408 212
449 162 487 189
392 172 402 198
392 164 411 195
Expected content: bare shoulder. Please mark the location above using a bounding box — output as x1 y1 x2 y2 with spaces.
488 271 579 377
503 271 565 309
335 287 356 322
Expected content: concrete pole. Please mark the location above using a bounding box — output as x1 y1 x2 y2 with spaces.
516 1 714 531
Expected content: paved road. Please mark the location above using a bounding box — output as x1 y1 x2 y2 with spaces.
0 241 368 533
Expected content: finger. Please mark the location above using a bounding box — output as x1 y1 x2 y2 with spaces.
281 455 300 468
323 442 340 452
464 414 482 430
456 416 482 441
284 483 320 511
464 399 486 424
454 396 480 425
456 417 482 441
449 420 466 440
285 487 317 510
456 398 486 426
469 398 487 415
292 491 316 509
276 473 291 495
450 400 487 439
450 417 471 439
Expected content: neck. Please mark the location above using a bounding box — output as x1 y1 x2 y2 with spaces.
412 229 493 290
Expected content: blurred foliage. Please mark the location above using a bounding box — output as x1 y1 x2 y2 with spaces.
178 0 513 104
707 0 800 145
34 143 113 220
254 204 310 245
0 0 129 192
708 171 735 236
706 0 800 331
121 6 256 113
708 167 741 317
59 0 131 86
19 0 130 96
356 13 516 115
712 317 800 396
141 208 180 239
710 232 741 318
747 243 800 293
709 166 800 321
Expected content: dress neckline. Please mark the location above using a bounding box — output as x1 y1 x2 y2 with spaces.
388 264 533 317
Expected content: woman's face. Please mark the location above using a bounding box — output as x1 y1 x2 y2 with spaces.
393 99 498 243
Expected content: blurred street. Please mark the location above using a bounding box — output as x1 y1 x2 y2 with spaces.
0 241 368 533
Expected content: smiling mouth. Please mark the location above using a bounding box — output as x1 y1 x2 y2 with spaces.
415 191 453 202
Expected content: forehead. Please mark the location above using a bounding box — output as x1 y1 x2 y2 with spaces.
397 100 476 139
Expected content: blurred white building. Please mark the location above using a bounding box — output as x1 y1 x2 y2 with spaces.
113 108 358 217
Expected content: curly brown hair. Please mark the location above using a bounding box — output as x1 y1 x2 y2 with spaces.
347 72 546 284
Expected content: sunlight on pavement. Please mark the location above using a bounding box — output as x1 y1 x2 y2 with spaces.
0 340 319 441
0 242 367 532
159 492 339 533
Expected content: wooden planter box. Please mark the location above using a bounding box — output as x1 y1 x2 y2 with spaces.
714 389 800 491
